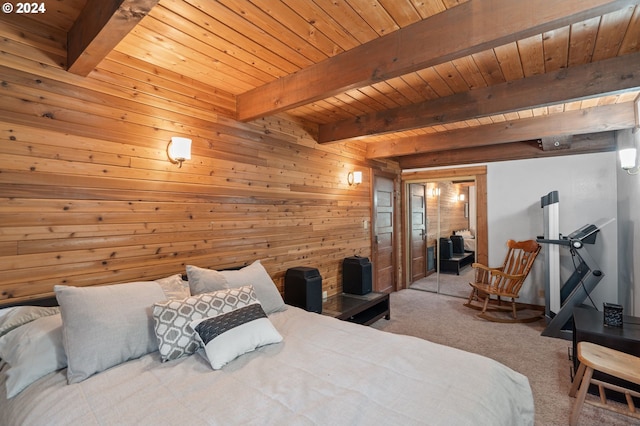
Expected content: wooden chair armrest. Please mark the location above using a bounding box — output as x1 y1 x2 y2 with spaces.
471 263 503 272
472 263 507 285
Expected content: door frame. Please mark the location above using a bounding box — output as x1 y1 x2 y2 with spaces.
371 169 399 293
401 166 488 289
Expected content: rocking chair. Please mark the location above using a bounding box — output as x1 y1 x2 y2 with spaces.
464 239 541 323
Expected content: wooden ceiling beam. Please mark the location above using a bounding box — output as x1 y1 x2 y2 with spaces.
397 133 616 169
67 0 159 76
236 0 633 122
319 53 640 143
366 103 635 159
540 135 573 151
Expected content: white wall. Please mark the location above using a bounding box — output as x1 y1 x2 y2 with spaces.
616 147 640 316
487 152 619 307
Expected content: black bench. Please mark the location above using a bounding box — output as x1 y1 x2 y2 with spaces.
439 252 474 275
439 236 474 275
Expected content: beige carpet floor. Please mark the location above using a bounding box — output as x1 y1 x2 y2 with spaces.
371 289 637 426
409 265 474 298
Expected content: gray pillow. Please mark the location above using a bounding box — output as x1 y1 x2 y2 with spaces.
186 260 285 314
0 314 66 398
0 306 60 339
186 267 227 296
55 282 166 384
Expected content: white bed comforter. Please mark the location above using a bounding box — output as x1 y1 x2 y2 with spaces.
463 236 476 253
0 306 534 426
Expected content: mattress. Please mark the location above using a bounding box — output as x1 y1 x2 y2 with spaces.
464 237 476 252
0 306 534 426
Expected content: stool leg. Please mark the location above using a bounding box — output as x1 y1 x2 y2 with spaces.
570 366 594 426
569 363 586 397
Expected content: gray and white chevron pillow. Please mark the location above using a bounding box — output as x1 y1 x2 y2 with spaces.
152 286 256 362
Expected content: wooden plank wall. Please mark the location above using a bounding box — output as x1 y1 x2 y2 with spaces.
426 182 469 249
0 19 400 305
439 183 469 237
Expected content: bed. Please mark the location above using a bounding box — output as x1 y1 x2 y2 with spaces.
0 261 534 425
454 229 477 253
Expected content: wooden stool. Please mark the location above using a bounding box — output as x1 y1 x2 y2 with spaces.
569 342 640 425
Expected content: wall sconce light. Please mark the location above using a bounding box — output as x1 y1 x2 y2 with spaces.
431 187 440 197
617 128 639 175
457 194 465 202
347 171 362 186
167 136 192 168
619 147 638 174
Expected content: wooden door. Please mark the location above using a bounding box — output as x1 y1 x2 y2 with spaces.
409 183 427 282
373 174 396 293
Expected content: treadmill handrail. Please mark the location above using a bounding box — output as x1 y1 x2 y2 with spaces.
536 238 572 246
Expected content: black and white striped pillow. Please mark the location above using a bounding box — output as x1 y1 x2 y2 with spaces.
190 296 282 370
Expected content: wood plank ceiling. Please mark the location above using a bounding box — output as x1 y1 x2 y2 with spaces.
12 0 640 168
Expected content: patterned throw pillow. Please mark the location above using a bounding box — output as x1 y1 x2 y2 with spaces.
152 286 256 362
191 299 282 370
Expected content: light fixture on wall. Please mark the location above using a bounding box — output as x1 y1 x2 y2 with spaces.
347 171 362 186
617 128 639 175
457 194 465 202
167 137 192 168
619 147 638 174
431 187 440 197
618 96 640 175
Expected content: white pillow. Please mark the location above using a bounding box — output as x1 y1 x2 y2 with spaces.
0 314 66 398
155 274 190 299
190 290 282 370
152 286 256 362
456 230 473 238
187 260 285 314
55 282 167 384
